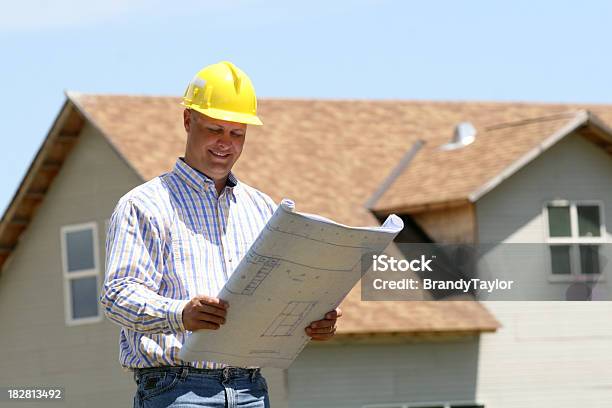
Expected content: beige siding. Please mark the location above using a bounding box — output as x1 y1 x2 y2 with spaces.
475 133 612 407
477 133 612 244
413 204 476 244
0 123 143 407
288 339 481 408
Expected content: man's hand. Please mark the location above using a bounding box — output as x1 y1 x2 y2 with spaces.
182 295 229 331
305 308 342 341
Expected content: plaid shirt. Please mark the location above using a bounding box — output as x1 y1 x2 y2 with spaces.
100 157 276 368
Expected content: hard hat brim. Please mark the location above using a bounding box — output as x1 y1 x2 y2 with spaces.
185 105 263 126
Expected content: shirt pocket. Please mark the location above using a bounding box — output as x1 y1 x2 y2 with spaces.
164 236 196 295
172 237 194 265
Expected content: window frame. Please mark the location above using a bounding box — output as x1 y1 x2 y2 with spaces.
60 221 103 326
544 200 607 282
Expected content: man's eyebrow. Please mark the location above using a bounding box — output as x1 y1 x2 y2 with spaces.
204 124 224 130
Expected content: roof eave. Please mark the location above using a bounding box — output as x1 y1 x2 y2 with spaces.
0 98 85 274
371 198 472 216
320 327 499 345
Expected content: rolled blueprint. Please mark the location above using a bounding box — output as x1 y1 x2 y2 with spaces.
179 198 404 368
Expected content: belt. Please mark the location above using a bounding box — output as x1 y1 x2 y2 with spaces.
132 365 261 383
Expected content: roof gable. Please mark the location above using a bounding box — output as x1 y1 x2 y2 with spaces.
369 110 612 214
0 99 85 270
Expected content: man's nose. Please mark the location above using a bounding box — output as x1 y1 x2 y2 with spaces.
216 131 233 146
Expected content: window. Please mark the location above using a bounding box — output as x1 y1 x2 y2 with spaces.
545 201 606 279
60 222 102 325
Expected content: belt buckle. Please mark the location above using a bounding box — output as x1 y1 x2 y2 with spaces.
249 367 260 382
222 367 231 382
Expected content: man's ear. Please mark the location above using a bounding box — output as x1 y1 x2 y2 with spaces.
183 109 191 132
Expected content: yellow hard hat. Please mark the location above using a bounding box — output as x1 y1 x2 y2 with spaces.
182 61 263 126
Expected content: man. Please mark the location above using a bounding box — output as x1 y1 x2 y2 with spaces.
100 61 341 408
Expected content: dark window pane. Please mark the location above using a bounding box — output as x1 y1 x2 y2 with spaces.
451 405 485 408
548 206 571 237
409 406 443 408
66 229 95 272
577 205 601 237
580 245 600 275
550 245 571 274
71 276 99 319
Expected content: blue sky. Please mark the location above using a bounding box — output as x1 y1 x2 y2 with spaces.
1 0 612 215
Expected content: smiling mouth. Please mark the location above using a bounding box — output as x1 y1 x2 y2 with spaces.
209 150 230 158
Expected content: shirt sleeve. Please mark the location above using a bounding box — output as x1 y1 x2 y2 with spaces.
100 197 189 334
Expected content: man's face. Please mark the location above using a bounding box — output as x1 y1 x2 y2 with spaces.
183 109 247 183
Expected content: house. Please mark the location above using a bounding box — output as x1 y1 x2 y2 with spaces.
367 108 612 406
370 109 612 301
0 93 610 407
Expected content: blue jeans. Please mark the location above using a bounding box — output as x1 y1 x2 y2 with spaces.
132 366 270 408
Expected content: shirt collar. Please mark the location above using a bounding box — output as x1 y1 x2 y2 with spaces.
172 157 240 199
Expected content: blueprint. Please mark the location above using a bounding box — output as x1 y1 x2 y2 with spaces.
179 199 404 368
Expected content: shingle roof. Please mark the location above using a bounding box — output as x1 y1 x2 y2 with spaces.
70 95 612 219
60 94 612 336
370 110 612 213
18 94 612 336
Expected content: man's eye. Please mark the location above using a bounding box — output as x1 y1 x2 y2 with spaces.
208 127 223 134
